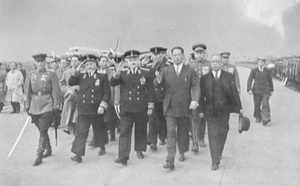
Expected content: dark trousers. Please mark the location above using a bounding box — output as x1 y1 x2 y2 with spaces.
31 111 54 141
71 114 108 156
118 111 148 160
165 115 189 163
206 112 230 165
253 93 271 121
148 103 167 144
191 111 206 143
0 102 4 112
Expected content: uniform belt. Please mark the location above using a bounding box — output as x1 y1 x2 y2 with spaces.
33 91 51 96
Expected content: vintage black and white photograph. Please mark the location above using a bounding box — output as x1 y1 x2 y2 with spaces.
0 0 299 185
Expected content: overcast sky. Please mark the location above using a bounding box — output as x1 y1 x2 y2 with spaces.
0 0 299 61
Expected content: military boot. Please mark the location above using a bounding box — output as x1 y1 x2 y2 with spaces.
43 138 52 158
32 137 46 166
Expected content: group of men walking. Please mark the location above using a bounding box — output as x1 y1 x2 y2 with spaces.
24 43 274 171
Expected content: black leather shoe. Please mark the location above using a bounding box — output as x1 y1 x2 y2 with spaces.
211 163 219 171
150 144 157 151
178 153 185 162
192 143 199 153
71 155 82 163
163 161 175 170
263 120 270 126
43 149 52 158
98 147 105 156
32 156 43 166
114 158 127 165
137 151 144 159
160 139 166 145
256 118 262 123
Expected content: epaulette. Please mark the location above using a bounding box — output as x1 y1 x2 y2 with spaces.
80 70 87 73
121 68 129 71
146 63 153 67
108 66 115 70
139 67 150 71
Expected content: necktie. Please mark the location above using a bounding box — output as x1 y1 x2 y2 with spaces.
215 71 218 80
176 66 179 76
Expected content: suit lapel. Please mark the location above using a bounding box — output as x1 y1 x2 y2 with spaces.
172 65 188 93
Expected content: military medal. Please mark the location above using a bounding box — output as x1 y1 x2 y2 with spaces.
140 76 146 85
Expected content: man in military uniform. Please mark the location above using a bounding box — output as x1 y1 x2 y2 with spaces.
186 43 210 152
69 54 111 163
147 46 169 151
26 53 61 166
110 50 155 165
220 52 241 94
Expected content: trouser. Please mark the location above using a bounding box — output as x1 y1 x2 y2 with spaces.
165 115 189 163
71 114 108 156
106 104 119 139
253 93 271 121
190 110 206 144
118 111 148 160
0 102 4 112
148 103 167 144
31 112 54 154
11 102 20 112
206 112 230 165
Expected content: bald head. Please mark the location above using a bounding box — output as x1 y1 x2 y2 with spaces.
210 54 222 71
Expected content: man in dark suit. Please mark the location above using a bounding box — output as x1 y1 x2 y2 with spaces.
247 57 274 125
69 54 111 163
155 46 200 170
110 50 155 166
199 54 242 171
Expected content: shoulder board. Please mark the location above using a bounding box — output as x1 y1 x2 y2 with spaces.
29 70 37 74
146 63 153 67
80 70 87 74
139 67 150 71
108 66 115 70
121 68 129 71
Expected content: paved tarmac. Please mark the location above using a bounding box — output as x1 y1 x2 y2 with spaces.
0 66 299 186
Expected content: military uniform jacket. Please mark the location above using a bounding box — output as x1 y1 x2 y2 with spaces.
68 69 111 115
222 64 240 91
247 67 274 94
110 67 155 113
147 56 171 103
187 59 211 80
26 68 61 115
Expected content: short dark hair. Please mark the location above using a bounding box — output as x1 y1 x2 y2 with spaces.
98 55 109 61
171 46 184 54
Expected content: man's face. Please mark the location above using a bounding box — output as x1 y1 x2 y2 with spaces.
210 55 222 71
51 62 58 69
172 49 184 65
194 50 206 62
10 63 17 70
221 56 229 65
98 57 109 70
35 61 46 70
17 64 22 70
85 61 97 72
71 57 80 68
60 59 69 69
257 60 265 67
126 57 139 69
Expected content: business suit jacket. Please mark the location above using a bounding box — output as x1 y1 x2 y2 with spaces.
155 64 200 117
247 67 274 94
199 70 242 119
